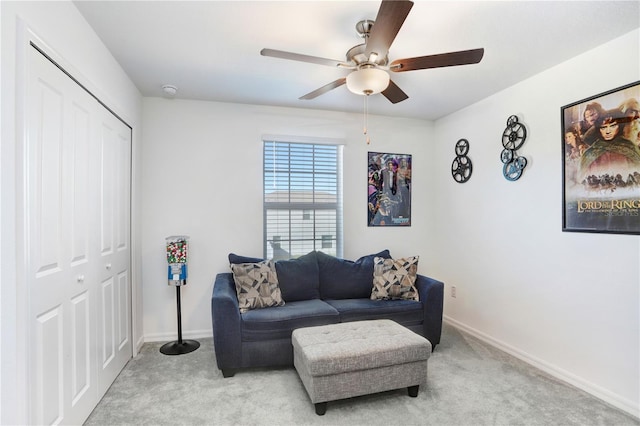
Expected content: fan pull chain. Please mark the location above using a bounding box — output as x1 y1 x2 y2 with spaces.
364 94 370 145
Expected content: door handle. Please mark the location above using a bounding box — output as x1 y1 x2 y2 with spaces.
105 263 112 270
77 275 85 283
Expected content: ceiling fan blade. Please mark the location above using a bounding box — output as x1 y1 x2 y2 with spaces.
382 80 409 104
390 48 485 72
299 78 347 100
365 0 414 59
261 48 344 68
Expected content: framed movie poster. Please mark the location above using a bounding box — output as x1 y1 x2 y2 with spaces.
561 81 640 234
368 152 411 226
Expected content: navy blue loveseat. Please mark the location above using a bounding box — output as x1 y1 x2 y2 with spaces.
211 250 444 377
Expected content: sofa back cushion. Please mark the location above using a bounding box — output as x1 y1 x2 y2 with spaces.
229 253 264 265
274 251 320 302
317 250 391 300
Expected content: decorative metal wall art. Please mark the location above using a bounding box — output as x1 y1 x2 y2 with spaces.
451 139 473 183
500 115 528 181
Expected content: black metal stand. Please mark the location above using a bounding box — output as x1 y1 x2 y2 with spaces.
160 285 200 355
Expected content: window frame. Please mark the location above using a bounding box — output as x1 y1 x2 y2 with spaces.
262 137 343 259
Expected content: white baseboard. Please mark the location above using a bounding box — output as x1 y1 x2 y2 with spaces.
135 335 145 354
143 328 212 343
444 316 640 420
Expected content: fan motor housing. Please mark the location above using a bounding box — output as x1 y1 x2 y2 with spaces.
346 43 388 67
349 20 389 68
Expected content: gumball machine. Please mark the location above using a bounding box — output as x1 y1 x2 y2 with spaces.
160 236 200 355
166 236 189 286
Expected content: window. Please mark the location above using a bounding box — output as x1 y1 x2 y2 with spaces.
263 140 343 260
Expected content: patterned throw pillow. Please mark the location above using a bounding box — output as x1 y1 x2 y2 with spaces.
371 256 419 301
230 260 284 313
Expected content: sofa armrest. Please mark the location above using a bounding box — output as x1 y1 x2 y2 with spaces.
211 273 242 375
415 274 444 349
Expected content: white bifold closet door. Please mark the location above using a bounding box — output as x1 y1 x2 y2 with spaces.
25 44 132 425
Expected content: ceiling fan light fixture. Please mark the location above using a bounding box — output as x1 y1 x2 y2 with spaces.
346 68 390 96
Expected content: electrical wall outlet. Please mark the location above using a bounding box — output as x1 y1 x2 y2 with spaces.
451 286 457 298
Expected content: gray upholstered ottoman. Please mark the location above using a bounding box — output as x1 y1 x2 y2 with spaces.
292 319 431 415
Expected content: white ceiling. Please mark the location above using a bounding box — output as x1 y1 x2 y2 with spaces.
73 1 640 121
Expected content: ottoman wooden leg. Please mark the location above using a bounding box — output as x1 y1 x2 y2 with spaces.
408 385 420 397
315 402 327 416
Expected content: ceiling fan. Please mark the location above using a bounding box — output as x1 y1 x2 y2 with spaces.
260 0 484 104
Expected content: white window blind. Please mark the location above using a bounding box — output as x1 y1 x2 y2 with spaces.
263 140 343 260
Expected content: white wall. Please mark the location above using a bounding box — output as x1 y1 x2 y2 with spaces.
1 0 636 422
140 99 435 339
433 29 640 417
0 1 143 424
140 30 639 418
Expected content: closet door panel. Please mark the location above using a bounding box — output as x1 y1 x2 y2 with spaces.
70 291 91 405
35 307 63 425
32 77 63 278
26 45 131 425
117 271 130 350
27 49 94 426
96 112 131 398
70 102 92 267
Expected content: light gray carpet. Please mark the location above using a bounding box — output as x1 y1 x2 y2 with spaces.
85 323 639 425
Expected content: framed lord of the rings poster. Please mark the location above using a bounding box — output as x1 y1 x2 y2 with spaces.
561 81 640 234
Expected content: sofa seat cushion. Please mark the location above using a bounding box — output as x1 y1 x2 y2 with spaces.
324 298 423 326
241 299 339 342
